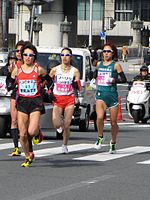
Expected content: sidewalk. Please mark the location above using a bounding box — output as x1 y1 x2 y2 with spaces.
119 57 144 73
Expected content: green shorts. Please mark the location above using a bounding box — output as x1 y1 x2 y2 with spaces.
96 91 118 108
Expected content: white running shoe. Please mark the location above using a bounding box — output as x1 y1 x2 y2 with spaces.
62 144 69 154
57 127 63 133
94 136 105 150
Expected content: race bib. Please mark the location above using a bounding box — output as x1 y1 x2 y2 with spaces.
19 79 37 96
97 72 112 86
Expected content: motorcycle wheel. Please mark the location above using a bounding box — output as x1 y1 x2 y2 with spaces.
132 110 141 123
79 112 90 132
0 116 8 138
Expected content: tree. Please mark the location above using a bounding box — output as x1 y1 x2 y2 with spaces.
0 0 3 50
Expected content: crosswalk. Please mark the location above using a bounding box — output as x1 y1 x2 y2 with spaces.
1 139 150 165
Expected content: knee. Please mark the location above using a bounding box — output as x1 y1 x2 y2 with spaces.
20 132 28 141
11 118 17 127
28 128 38 137
111 121 118 128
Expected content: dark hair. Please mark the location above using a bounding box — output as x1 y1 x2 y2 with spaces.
140 65 149 72
61 47 72 55
21 43 37 62
15 40 25 49
8 50 18 60
102 43 118 61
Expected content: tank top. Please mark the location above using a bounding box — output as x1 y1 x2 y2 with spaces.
17 63 41 98
53 65 75 96
96 61 118 92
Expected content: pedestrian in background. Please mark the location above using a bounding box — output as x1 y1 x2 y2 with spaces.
49 47 81 154
94 43 127 153
121 46 128 62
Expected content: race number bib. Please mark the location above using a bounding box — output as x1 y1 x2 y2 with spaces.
97 71 112 86
19 79 37 96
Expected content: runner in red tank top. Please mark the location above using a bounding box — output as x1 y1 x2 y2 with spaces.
11 43 53 167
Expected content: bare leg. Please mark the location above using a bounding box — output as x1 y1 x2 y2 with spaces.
52 106 63 129
18 111 30 157
96 100 107 138
63 105 74 145
109 105 119 144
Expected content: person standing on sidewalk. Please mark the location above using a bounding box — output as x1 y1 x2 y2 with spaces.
49 47 81 154
121 46 128 62
94 43 127 153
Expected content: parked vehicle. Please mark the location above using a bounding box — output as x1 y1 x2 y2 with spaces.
37 47 96 137
126 80 150 123
0 52 8 69
0 76 11 137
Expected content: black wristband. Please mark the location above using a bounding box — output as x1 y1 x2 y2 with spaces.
115 71 127 83
43 74 53 85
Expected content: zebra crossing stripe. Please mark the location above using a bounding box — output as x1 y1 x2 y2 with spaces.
137 160 150 164
0 141 54 151
74 146 150 162
33 144 108 157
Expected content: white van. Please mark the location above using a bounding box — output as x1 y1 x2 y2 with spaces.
36 47 96 138
0 52 8 69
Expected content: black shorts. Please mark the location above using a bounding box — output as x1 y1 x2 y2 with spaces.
17 96 45 115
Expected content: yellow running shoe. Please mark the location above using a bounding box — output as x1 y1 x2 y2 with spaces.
11 147 21 156
32 132 43 145
21 156 33 167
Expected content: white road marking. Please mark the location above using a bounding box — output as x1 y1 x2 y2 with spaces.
34 143 108 157
0 141 54 151
74 146 150 162
137 159 150 165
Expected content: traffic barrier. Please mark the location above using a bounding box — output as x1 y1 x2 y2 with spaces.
117 96 123 121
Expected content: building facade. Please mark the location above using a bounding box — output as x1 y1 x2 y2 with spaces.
77 0 150 48
3 0 150 49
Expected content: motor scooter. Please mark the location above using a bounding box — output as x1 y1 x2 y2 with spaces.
0 76 11 137
126 80 150 123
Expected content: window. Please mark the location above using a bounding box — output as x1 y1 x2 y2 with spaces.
115 0 133 21
78 0 104 20
115 0 150 21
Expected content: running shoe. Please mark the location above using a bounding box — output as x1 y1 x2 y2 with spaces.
109 141 116 154
56 127 63 134
62 144 69 154
32 131 43 145
11 147 21 156
29 152 35 160
21 156 33 167
94 136 104 150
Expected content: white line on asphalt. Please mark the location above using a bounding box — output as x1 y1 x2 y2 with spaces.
74 146 150 162
137 159 150 164
0 141 54 151
33 143 108 157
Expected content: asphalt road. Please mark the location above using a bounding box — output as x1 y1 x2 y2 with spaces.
1 64 150 200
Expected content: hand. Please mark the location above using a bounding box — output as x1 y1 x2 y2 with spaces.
90 78 96 89
106 76 114 83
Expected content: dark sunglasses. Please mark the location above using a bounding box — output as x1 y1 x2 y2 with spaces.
23 53 35 57
60 53 71 57
15 49 21 53
102 50 113 53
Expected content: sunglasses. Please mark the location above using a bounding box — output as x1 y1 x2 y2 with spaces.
15 49 21 53
23 53 35 57
60 53 71 57
102 50 113 53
